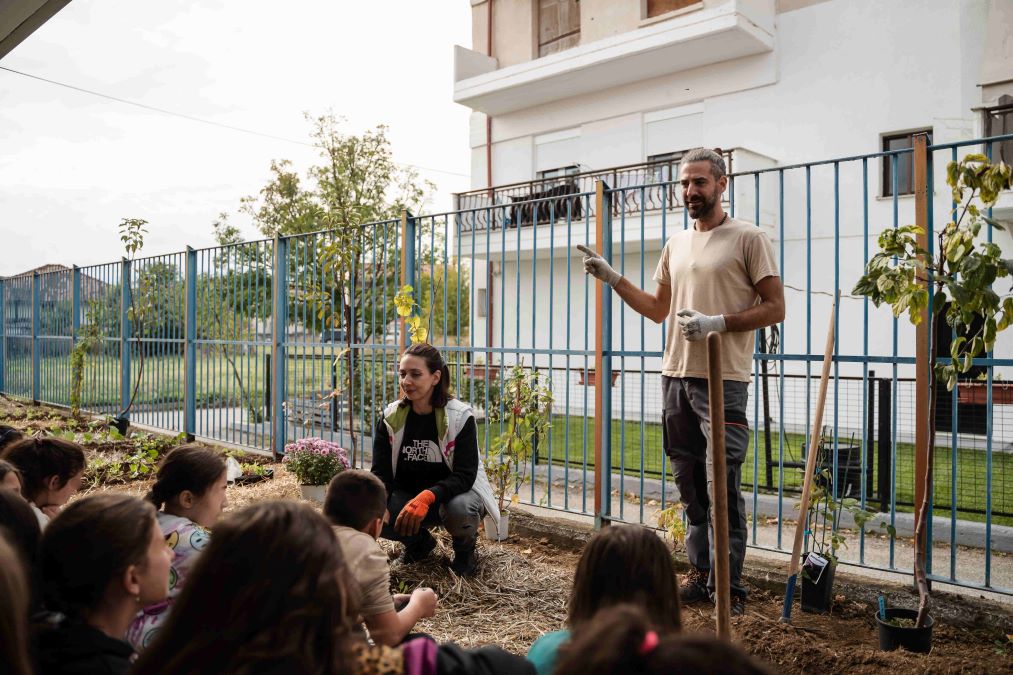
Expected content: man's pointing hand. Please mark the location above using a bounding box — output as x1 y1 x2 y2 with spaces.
576 244 621 288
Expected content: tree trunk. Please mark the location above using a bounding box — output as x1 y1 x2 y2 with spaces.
343 278 359 468
914 297 940 628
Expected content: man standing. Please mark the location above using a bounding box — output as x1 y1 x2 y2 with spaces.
578 148 784 615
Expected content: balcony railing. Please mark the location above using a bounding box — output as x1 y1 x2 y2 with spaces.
454 151 733 233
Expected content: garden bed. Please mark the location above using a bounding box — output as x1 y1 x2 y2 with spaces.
3 398 1011 673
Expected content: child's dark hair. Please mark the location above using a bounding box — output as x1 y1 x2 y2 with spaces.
0 489 42 612
0 459 22 489
146 445 226 510
0 533 32 675
568 525 681 632
0 438 85 504
0 426 24 454
324 470 387 530
40 493 157 617
556 604 773 675
132 500 357 675
400 342 452 408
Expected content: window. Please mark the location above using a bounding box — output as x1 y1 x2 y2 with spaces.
648 151 684 183
537 165 579 184
984 100 1013 165
645 0 701 19
539 0 580 58
882 129 932 197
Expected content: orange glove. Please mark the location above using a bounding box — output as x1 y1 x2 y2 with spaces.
395 490 436 536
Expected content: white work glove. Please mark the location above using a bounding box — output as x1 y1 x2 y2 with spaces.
576 244 622 288
676 309 726 342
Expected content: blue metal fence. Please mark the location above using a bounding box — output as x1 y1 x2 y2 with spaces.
2 136 1011 596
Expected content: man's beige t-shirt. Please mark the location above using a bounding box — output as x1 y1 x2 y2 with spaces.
333 525 395 617
653 217 779 382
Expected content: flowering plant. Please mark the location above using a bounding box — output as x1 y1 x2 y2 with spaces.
282 438 350 486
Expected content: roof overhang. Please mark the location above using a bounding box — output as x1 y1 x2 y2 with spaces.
0 0 72 60
454 0 774 116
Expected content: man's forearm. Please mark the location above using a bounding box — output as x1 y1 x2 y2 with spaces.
723 299 784 332
613 277 666 323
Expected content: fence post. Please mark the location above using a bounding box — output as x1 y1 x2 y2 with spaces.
32 271 40 403
271 237 289 459
912 132 931 578
72 266 81 346
0 277 5 394
594 180 613 527
120 258 132 418
399 210 416 352
877 377 891 513
71 267 80 409
184 247 197 441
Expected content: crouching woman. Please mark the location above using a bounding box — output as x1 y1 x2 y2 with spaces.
370 343 499 576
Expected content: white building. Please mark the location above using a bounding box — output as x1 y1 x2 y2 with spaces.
450 0 1013 446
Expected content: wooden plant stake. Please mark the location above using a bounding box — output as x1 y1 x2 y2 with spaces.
781 291 839 623
706 331 731 640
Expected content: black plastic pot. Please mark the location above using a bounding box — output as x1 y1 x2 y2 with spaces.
876 607 934 653
111 415 130 435
801 559 836 613
234 468 274 486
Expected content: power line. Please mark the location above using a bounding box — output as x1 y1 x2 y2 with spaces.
0 65 471 178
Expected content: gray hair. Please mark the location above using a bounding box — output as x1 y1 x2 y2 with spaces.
681 148 726 178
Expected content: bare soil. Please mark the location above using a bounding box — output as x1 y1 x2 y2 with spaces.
3 398 1012 673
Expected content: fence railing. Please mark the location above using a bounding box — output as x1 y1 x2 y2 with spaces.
3 135 1012 596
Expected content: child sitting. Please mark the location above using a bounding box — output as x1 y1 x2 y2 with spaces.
555 604 772 675
527 525 682 675
1 438 85 529
323 469 439 647
35 494 172 675
126 445 227 651
0 458 23 492
0 425 24 454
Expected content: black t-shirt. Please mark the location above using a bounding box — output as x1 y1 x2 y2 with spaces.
371 406 479 504
32 618 134 675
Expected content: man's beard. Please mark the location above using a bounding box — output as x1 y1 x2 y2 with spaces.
687 192 718 220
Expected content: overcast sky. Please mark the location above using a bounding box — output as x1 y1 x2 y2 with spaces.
0 0 473 277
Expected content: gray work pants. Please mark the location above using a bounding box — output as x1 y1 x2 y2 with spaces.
382 488 485 553
662 376 750 599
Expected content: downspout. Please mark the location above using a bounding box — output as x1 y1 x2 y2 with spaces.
485 0 495 368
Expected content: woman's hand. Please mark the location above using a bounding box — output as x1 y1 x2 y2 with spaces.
394 490 436 536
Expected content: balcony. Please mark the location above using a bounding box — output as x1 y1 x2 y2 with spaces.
453 0 775 115
454 151 735 234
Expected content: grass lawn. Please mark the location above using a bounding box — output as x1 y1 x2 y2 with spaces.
477 414 1013 527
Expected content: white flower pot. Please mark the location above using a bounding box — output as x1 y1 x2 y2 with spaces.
300 484 327 502
484 512 509 541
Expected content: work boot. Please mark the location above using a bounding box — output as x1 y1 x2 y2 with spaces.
731 594 746 617
398 531 437 565
450 545 478 577
679 567 711 604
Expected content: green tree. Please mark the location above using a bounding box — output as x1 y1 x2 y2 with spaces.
853 153 1013 628
222 113 437 462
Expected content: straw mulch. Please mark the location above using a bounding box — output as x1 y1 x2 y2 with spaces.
384 532 573 653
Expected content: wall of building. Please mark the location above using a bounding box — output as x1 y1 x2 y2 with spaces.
457 0 1013 445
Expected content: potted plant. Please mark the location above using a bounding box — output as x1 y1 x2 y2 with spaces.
483 363 554 541
282 437 350 501
577 368 620 387
854 152 1013 645
795 432 896 614
464 359 501 381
